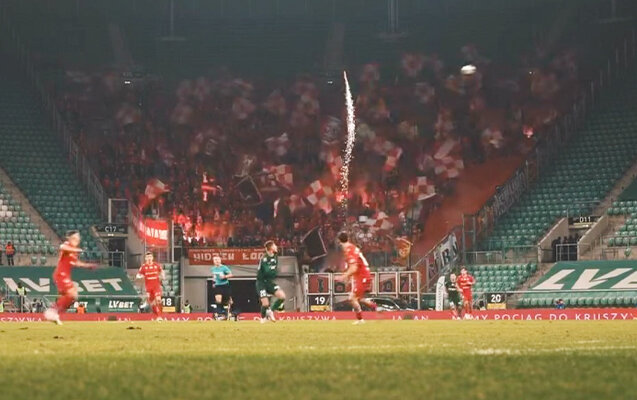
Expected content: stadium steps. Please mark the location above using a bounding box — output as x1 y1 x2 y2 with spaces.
0 66 103 259
506 262 555 307
0 167 62 245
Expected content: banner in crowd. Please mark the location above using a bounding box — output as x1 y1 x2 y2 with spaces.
130 206 169 247
0 266 138 297
2 309 636 322
434 232 459 271
188 248 265 265
531 261 637 291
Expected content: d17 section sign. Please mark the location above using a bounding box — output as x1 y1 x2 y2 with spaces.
188 248 265 265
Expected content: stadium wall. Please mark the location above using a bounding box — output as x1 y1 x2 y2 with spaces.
2 309 635 322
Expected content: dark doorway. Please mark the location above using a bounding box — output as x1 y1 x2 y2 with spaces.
206 279 259 313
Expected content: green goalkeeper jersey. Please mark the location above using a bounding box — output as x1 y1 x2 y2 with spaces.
257 253 278 282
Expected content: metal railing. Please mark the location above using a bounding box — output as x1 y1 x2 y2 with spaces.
465 245 539 265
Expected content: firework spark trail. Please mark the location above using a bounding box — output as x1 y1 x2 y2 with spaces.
339 71 357 224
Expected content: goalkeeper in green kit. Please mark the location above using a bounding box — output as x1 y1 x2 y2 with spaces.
256 240 286 323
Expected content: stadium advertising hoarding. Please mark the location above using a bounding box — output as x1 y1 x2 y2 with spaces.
1 309 636 322
531 261 637 290
0 267 140 312
0 267 138 296
188 248 264 265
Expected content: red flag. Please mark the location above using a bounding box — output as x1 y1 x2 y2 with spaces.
434 156 464 179
267 165 294 188
265 133 291 157
383 146 403 171
364 211 393 232
305 180 334 214
409 176 436 200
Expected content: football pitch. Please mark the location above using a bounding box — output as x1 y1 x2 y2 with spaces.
1 320 636 400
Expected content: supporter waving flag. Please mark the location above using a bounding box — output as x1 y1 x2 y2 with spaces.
306 180 334 214
265 132 291 157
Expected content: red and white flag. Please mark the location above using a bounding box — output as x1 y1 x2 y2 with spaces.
365 211 393 232
401 53 426 78
409 177 436 200
232 97 256 120
321 148 343 179
433 138 461 160
434 156 464 179
383 146 403 171
145 178 170 200
267 165 294 189
306 180 334 214
265 133 291 157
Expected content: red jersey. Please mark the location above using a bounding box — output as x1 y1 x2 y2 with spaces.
344 243 371 280
54 242 79 280
457 274 475 292
138 262 163 288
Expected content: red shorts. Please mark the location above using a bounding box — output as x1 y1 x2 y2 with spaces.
146 285 162 301
462 290 473 302
54 274 74 294
352 277 372 298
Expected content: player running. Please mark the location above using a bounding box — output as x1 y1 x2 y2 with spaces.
136 252 166 320
445 273 462 320
335 232 377 324
256 240 286 323
44 230 97 325
456 267 476 319
211 255 233 320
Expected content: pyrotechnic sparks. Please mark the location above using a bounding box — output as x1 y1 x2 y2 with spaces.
339 71 357 223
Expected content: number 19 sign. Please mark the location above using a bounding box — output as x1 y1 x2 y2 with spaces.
308 295 331 312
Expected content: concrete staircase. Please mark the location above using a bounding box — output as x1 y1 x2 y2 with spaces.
0 167 61 265
579 158 637 260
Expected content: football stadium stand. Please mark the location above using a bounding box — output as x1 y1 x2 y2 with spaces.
0 67 103 258
482 76 637 251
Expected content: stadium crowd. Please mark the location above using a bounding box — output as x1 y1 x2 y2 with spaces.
53 42 579 259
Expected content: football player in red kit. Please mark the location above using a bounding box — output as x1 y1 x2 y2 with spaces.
44 230 98 325
456 267 476 319
136 252 166 320
335 232 377 324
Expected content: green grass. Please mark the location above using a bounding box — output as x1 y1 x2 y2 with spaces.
0 321 636 400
